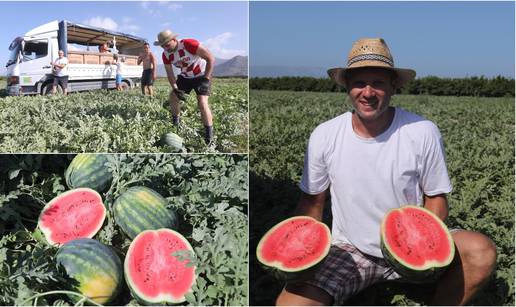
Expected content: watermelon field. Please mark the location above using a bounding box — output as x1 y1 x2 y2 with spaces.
249 90 515 305
0 78 248 153
0 154 248 305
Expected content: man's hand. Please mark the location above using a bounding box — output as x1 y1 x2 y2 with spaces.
173 88 187 101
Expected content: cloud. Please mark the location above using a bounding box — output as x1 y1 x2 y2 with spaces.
202 32 246 59
83 17 118 31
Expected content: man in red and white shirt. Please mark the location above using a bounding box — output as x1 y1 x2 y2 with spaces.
154 29 215 145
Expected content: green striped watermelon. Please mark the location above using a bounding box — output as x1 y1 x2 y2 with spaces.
38 188 106 246
113 186 179 239
161 132 183 152
65 154 113 192
56 238 123 304
125 229 196 304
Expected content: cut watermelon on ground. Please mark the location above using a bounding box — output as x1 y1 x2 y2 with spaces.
37 188 106 246
125 228 196 304
256 216 331 280
380 205 455 282
56 238 123 304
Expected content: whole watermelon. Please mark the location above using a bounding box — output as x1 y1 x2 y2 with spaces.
56 238 123 304
65 154 113 192
113 186 179 239
161 132 183 152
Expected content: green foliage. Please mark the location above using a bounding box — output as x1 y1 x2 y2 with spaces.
250 76 515 97
0 78 248 153
0 154 248 306
250 90 514 305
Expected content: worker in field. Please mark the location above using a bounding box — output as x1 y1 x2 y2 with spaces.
137 42 158 96
154 29 215 145
276 38 496 306
113 54 125 91
51 50 69 95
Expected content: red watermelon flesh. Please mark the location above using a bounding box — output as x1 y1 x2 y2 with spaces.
382 206 453 269
125 229 196 304
38 188 106 246
257 216 331 272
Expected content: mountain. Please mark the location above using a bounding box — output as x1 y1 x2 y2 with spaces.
156 55 247 77
213 55 248 77
250 65 327 78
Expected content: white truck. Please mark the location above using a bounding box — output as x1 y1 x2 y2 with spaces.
5 20 146 96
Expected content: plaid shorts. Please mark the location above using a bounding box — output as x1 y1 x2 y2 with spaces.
297 243 402 305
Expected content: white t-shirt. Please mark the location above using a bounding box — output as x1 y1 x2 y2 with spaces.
53 57 68 77
299 107 452 258
115 62 123 75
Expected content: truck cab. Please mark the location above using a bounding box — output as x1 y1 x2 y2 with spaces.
6 20 146 95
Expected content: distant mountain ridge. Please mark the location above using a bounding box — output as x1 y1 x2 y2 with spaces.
250 65 327 78
156 55 248 77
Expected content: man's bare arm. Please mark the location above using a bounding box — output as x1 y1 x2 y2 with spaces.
195 45 215 79
294 191 327 221
423 193 449 221
164 64 177 88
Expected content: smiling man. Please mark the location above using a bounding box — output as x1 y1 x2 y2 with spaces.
276 38 496 306
154 29 215 145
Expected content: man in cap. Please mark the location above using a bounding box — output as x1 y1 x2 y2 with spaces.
276 38 496 306
154 29 215 145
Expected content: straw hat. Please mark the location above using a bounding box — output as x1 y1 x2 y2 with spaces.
328 38 416 89
153 30 178 47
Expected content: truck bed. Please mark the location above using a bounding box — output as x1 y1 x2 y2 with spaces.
68 50 139 65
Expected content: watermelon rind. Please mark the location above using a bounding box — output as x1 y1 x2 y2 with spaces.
37 188 106 246
56 238 124 305
380 205 455 282
161 132 183 152
256 216 331 274
113 186 179 239
124 228 196 305
65 154 113 192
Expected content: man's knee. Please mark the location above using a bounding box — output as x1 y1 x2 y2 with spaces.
455 231 497 275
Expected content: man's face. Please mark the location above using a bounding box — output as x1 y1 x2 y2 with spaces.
143 44 150 53
162 39 177 53
346 68 396 122
58 51 64 58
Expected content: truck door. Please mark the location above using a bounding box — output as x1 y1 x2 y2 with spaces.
19 39 52 87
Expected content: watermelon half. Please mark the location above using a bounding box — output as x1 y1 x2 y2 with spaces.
380 205 455 282
125 228 196 304
38 188 106 246
256 216 331 280
56 238 123 304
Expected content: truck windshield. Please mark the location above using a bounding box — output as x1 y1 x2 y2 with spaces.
6 41 21 67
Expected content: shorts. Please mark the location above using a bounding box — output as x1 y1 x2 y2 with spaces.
141 69 154 86
176 75 211 96
288 243 402 305
52 75 68 88
116 74 122 85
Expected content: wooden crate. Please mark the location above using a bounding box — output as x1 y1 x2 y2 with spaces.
84 54 100 64
68 53 84 64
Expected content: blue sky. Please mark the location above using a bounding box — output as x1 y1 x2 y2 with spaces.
251 1 515 78
1 1 248 73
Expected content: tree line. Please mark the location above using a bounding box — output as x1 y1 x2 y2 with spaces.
250 75 515 97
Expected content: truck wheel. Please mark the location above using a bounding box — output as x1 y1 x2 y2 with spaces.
121 81 130 91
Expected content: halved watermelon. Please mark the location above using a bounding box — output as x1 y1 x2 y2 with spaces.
125 228 196 304
37 188 106 246
380 205 455 281
256 216 331 280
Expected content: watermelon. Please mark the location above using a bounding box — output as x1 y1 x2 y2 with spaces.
38 188 106 246
256 216 331 280
125 228 196 304
65 154 113 192
56 238 123 304
113 186 178 239
380 205 455 282
161 132 183 152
